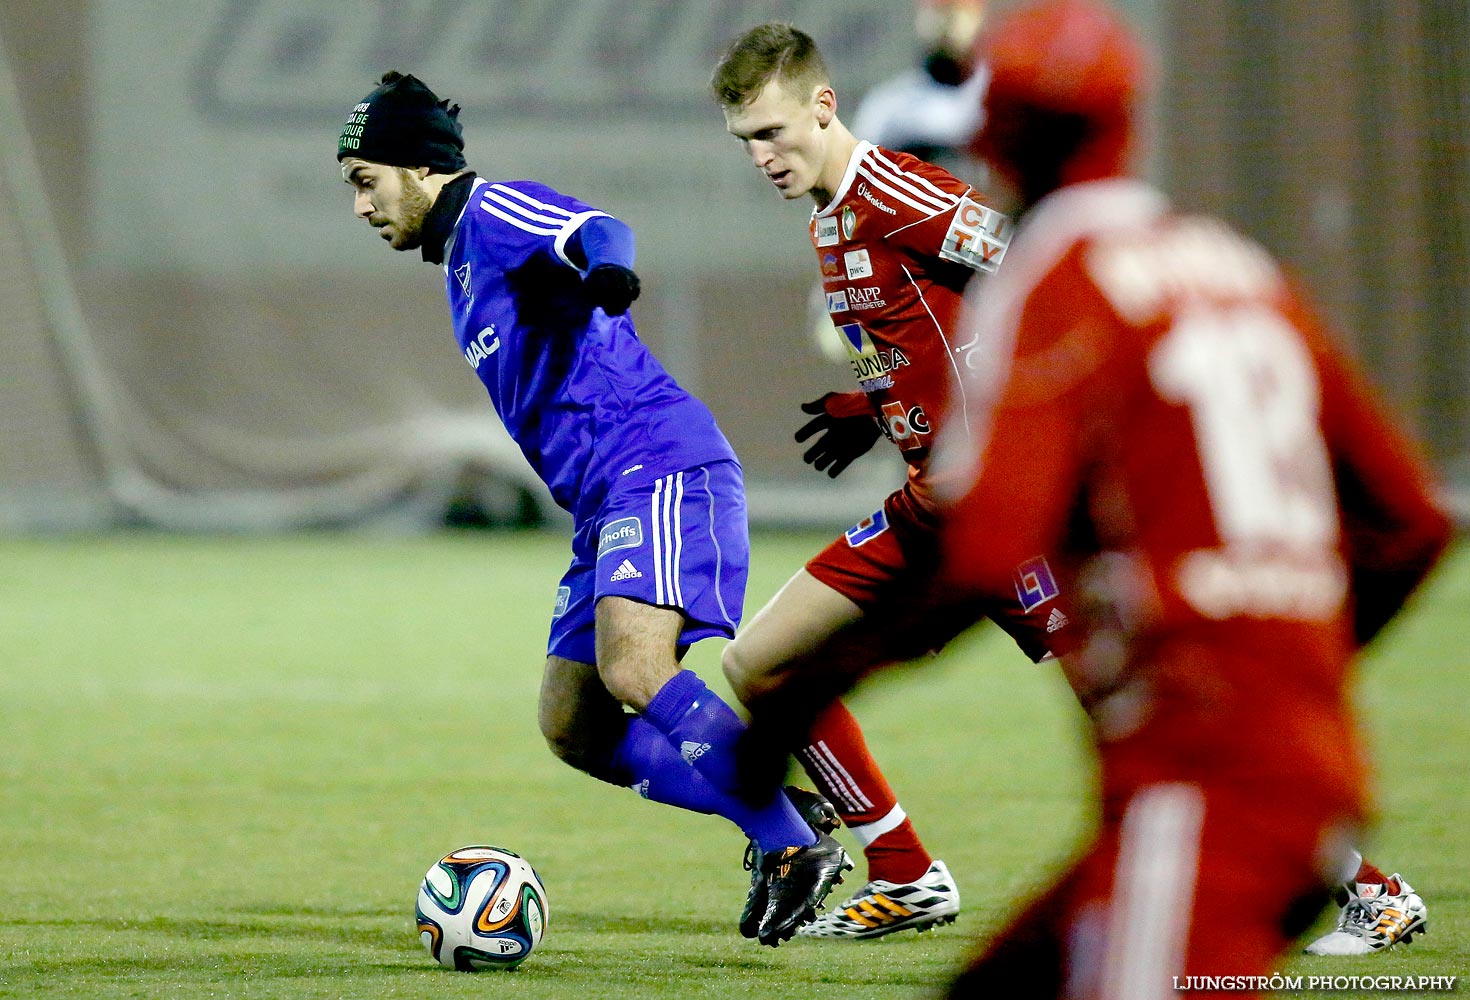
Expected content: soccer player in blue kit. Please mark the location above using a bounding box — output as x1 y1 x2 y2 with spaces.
337 72 850 946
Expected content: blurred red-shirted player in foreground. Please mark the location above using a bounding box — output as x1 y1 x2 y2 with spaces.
936 0 1452 995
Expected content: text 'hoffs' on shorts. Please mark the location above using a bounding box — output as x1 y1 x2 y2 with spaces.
548 460 750 665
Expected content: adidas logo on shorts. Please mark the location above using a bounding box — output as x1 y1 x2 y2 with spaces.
609 559 642 582
1046 607 1069 633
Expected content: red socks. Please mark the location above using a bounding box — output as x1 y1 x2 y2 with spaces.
795 700 933 884
1354 860 1400 896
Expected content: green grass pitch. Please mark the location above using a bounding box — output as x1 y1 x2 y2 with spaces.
0 531 1465 998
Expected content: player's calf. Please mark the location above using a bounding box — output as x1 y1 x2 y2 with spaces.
537 657 630 779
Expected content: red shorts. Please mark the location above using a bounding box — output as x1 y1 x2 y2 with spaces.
806 482 1073 662
947 781 1348 999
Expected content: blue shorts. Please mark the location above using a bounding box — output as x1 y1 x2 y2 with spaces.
547 460 749 665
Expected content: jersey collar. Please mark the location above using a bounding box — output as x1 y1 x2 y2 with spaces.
813 139 874 219
420 172 479 265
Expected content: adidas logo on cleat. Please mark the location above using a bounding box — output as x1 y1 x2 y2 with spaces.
796 859 960 940
609 559 642 581
1046 608 1069 633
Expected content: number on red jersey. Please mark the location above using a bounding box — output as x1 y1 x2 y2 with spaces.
1148 305 1339 550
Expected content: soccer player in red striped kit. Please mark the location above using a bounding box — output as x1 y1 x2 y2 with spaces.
710 22 1079 941
933 1 1451 993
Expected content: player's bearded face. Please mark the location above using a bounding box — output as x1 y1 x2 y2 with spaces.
343 160 433 251
724 79 830 201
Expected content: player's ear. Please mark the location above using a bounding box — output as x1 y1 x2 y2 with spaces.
814 86 837 128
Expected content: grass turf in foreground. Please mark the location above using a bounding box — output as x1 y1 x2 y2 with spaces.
0 532 1464 998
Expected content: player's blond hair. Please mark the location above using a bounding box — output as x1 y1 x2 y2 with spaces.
710 23 830 108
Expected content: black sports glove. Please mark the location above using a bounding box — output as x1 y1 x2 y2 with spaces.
583 264 641 315
794 392 883 478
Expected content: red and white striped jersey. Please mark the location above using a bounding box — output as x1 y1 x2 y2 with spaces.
941 178 1451 811
810 141 1011 503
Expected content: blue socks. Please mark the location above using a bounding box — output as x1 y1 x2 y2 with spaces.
642 669 747 791
617 670 815 852
609 718 794 845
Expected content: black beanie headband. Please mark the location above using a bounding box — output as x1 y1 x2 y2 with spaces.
337 71 467 173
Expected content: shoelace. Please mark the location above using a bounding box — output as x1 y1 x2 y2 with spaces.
835 883 880 909
1339 897 1377 936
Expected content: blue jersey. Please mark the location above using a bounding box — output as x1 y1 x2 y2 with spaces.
443 178 737 516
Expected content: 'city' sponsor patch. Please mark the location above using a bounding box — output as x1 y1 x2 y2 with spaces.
939 196 1011 273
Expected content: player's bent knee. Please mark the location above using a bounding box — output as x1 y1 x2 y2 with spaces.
538 697 599 774
723 637 787 706
721 639 758 704
594 659 644 712
537 710 584 769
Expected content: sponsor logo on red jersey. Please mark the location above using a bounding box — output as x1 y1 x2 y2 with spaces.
844 509 890 548
815 215 840 247
857 182 897 216
940 195 1012 273
1014 556 1061 612
852 349 910 394
846 286 886 311
879 400 931 448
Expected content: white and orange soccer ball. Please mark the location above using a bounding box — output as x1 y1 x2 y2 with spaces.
415 845 549 971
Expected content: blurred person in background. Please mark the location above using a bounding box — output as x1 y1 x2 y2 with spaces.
933 0 1450 993
337 71 850 947
710 21 1080 943
851 0 991 181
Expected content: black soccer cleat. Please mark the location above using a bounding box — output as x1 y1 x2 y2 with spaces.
739 787 842 939
757 831 853 947
739 840 766 939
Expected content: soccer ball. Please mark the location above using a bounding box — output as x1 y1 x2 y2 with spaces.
415 845 549 971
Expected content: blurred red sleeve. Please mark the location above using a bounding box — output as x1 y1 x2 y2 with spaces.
1305 303 1453 646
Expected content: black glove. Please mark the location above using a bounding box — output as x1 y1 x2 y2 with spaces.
794 392 883 478
583 264 641 315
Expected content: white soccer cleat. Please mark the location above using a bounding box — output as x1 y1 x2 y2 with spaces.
796 859 960 940
1304 874 1427 955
